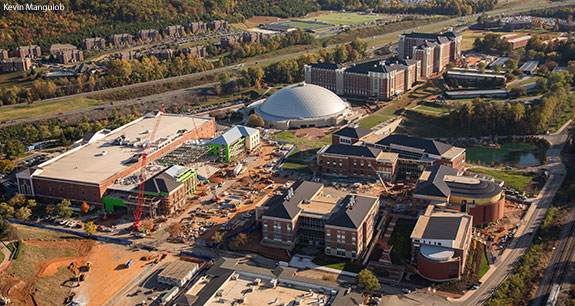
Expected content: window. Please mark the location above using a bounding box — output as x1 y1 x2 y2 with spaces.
351 251 357 259
274 234 281 241
264 232 268 239
263 222 268 230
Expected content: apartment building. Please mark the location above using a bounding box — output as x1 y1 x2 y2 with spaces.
1 57 32 72
48 44 77 56
108 34 133 46
14 45 42 58
136 29 161 41
56 50 84 64
398 31 461 74
304 58 420 100
80 38 106 50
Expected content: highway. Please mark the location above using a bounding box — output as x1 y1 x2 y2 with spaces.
3 0 575 127
451 121 570 306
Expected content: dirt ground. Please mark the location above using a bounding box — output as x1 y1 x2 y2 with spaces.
0 239 94 306
240 16 288 28
74 244 161 306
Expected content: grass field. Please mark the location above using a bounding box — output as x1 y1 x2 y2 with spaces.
479 250 490 279
313 258 363 273
0 250 4 264
280 162 308 170
358 114 395 129
271 131 326 149
388 219 416 265
0 97 103 122
281 20 331 30
303 12 389 26
468 168 536 191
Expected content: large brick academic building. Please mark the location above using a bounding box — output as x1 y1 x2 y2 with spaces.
16 114 216 213
305 31 461 100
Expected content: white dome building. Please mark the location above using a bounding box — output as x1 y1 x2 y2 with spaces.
255 83 351 129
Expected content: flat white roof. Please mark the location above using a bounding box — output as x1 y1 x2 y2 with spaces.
32 114 212 185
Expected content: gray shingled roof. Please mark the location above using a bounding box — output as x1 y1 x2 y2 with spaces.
376 134 454 156
413 165 458 198
323 144 382 158
326 195 378 229
142 171 182 194
333 126 372 139
421 217 462 240
262 181 322 220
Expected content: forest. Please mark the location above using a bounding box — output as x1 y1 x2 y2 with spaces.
0 0 497 49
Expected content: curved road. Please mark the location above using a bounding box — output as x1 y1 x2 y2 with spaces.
3 0 575 127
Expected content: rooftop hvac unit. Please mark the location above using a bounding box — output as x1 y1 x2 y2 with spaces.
231 272 239 280
215 289 224 297
254 278 261 285
98 150 107 156
269 278 278 288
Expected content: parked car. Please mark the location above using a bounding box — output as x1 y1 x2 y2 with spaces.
401 288 412 294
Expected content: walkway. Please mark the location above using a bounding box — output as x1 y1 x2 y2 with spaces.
0 242 13 273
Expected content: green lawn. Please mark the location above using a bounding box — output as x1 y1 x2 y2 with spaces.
508 76 543 89
12 224 79 241
0 249 4 264
358 114 395 129
313 259 363 273
282 20 331 30
271 131 326 149
388 218 416 265
478 250 490 279
0 97 103 122
281 162 308 170
468 168 536 191
303 12 390 26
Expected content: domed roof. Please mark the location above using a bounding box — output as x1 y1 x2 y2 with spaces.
258 83 348 120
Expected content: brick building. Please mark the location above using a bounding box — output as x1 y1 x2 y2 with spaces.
317 144 398 181
16 113 216 214
136 29 161 41
1 57 32 72
183 45 206 58
186 22 207 33
48 44 77 56
0 49 8 60
410 205 473 282
208 20 229 31
152 49 175 61
331 126 372 145
304 58 421 100
108 34 133 46
164 25 186 37
503 20 532 31
398 31 461 75
80 38 106 50
56 50 84 64
256 181 379 260
14 45 42 58
365 134 466 178
412 165 505 225
504 35 531 49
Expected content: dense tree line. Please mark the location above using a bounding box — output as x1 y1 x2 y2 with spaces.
473 33 512 55
371 0 497 16
448 71 574 135
215 29 315 65
263 39 368 84
2 0 498 49
0 111 141 160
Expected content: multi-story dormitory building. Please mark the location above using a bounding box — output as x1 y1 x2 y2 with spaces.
305 31 461 100
304 58 421 100
255 181 379 260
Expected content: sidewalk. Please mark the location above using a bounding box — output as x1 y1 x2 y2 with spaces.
288 255 358 277
0 242 13 273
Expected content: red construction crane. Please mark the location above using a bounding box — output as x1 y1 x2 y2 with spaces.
132 105 165 231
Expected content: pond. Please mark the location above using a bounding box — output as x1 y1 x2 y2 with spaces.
466 141 546 167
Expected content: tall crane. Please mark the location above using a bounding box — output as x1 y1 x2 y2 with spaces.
132 105 165 231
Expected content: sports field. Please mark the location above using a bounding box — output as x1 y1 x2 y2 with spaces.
281 20 332 30
303 12 391 25
0 97 103 122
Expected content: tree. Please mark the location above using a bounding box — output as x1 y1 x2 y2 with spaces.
167 222 183 237
0 202 14 218
0 218 13 240
231 233 248 247
510 86 527 97
80 202 90 214
45 204 56 215
213 231 225 244
247 114 264 127
56 199 73 218
14 206 31 221
3 140 25 160
84 221 97 236
478 62 486 73
357 269 380 292
0 159 15 174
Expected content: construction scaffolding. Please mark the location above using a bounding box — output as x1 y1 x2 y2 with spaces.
158 144 212 166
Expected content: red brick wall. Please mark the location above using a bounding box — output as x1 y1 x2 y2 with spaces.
30 118 215 206
468 196 505 225
343 73 369 97
310 69 337 92
417 252 461 281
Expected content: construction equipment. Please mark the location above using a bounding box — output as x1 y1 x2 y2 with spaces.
132 105 165 231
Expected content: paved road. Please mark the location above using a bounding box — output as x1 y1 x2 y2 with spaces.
3 0 575 127
451 121 570 306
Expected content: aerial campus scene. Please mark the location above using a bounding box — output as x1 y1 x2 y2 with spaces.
2 0 575 306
